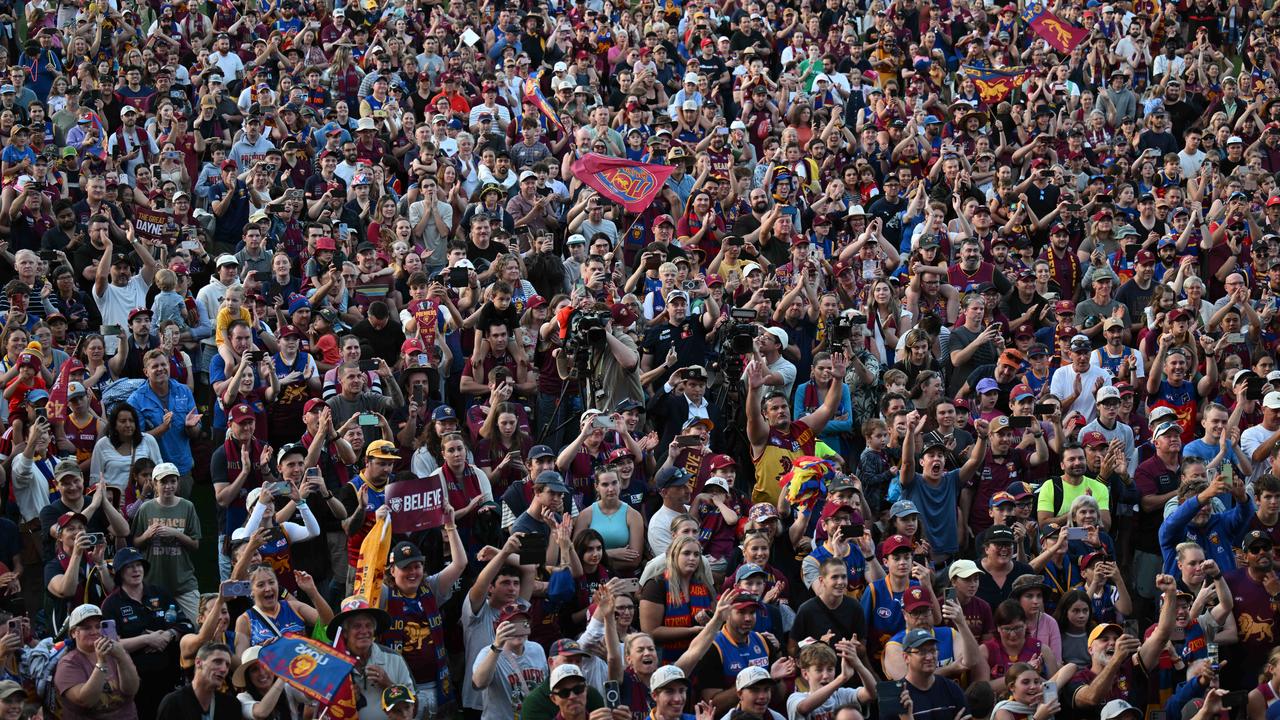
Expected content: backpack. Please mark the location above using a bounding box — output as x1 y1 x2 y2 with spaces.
23 636 69 718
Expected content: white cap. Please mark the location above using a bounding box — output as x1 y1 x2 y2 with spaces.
558 78 576 90
1269 370 1280 383
1149 405 1177 422
947 559 985 579
847 204 866 217
1228 135 1245 145
1264 391 1280 410
650 665 689 692
153 462 180 480
215 254 239 267
1100 700 1142 720
1096 385 1121 403
730 120 747 130
682 99 698 110
454 259 475 270
550 664 585 689
765 326 789 349
554 61 568 72
741 262 763 276
813 73 830 84
566 234 587 246
246 488 264 509
705 477 731 492
68 603 103 628
734 665 773 691
518 169 538 182
684 72 699 84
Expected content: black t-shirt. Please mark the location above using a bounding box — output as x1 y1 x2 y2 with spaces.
351 318 406 368
38 500 111 557
640 318 710 387
466 238 504 274
791 595 868 645
100 584 192 677
974 560 1035 609
156 686 243 720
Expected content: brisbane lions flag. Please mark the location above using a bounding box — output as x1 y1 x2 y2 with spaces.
570 153 674 214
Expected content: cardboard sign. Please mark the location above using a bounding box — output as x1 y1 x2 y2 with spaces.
132 207 176 246
385 478 446 532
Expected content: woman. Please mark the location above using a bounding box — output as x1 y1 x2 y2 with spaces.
156 143 192 193
52 604 139 720
909 370 945 414
639 535 715 661
867 278 909 364
1052 590 1094 667
47 512 116 634
0 326 31 398
233 565 334 656
474 401 533 498
980 601 1062 694
573 467 645 575
90 404 164 493
101 547 188 720
567 529 612 631
425 433 494 555
234 645 307 720
496 254 537 312
1247 647 1280 720
621 632 661 716
991 662 1063 720
179 593 231 673
1013 575 1063 666
892 328 942 389
239 483 320 595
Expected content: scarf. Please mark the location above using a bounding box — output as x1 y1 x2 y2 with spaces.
382 584 452 707
223 436 265 534
992 700 1043 718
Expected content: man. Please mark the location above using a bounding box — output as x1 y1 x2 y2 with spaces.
38 458 129 557
1242 393 1280 486
554 306 643 412
329 597 412 720
108 306 159 379
948 295 1001 397
1159 472 1253 574
789 557 869 655
1080 386 1138 477
1223 531 1280 690
1050 335 1112 420
327 362 405 445
898 414 986 556
195 255 241 373
128 350 201 495
1147 334 1218 443
511 471 570 560
745 353 847 505
648 467 693 556
747 327 798 401
93 221 159 355
896 629 968 720
1115 250 1157 334
155 643 238 720
1063 574 1178 710
337 441 401 593
1133 421 1185 605
639 289 718 390
1037 444 1113 528
692 591 784 714
1091 318 1145 385
1246 474 1280 546
211 405 274 579
961 415 1049 538
1074 268 1129 342
462 533 533 719
648 365 720 461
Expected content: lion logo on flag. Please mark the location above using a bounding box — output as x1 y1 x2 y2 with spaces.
288 652 319 679
594 166 656 204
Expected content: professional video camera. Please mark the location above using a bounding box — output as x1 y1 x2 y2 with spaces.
565 308 610 354
725 308 760 355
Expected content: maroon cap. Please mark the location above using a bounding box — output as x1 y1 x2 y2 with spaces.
303 398 326 414
706 274 724 287
610 303 638 327
903 586 932 612
653 214 675 228
221 159 238 171
526 295 548 309
128 306 153 322
1135 250 1156 265
1168 308 1191 322
315 236 337 251
880 534 913 557
706 453 737 471
606 447 636 463
1049 223 1069 234
1054 300 1075 314
1014 323 1035 338
229 403 255 424
278 324 303 339
1080 430 1107 448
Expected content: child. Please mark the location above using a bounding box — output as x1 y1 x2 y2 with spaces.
974 378 1002 422
381 685 417 720
151 269 190 334
214 283 253 368
787 641 876 720
857 418 894 515
2 349 45 418
883 369 908 397
690 475 743 582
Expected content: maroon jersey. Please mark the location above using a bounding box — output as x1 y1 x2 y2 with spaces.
1225 569 1279 657
967 447 1031 534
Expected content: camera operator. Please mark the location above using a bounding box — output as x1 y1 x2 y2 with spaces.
638 288 721 390
554 301 643 412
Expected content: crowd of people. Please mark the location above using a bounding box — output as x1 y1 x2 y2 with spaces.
3 0 1280 718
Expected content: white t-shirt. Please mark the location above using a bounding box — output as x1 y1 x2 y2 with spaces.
1048 364 1112 422
1241 423 1279 484
787 687 862 720
472 642 547 720
94 275 151 354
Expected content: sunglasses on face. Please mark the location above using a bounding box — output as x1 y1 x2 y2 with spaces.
552 684 587 698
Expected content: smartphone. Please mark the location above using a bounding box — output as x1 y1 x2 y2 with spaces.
847 523 865 538
1010 416 1033 430
358 413 380 427
1225 332 1246 344
100 619 118 641
614 577 640 595
358 358 379 372
518 533 549 565
1042 681 1058 705
268 481 292 497
181 240 201 251
304 467 322 483
1065 526 1087 541
604 681 621 709
876 681 905 716
1034 403 1056 416
337 222 350 240
675 435 701 447
101 324 123 336
448 267 470 288
85 532 105 547
763 288 783 303
286 188 305 201
1207 642 1220 671
944 587 957 604
219 579 252 598
417 353 429 367
413 385 426 403
34 407 48 423
643 254 661 270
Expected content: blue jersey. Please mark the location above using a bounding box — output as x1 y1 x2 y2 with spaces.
861 578 923 664
711 630 770 688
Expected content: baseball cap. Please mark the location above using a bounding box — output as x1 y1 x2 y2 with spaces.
529 444 555 460
1153 421 1182 439
948 559 985 580
550 639 588 658
650 665 690 692
1265 392 1280 410
735 666 773 691
1242 530 1274 550
1080 430 1107 448
902 586 932 612
68 603 104 628
1087 623 1124 645
980 525 1016 545
902 628 937 650
550 664 586 689
889 500 919 518
365 439 401 460
735 563 769 582
880 534 913 557
989 491 1016 508
707 454 737 471
381 686 417 712
1011 384 1034 401
535 470 570 494
765 327 789 349
1096 385 1122 403
655 467 693 490
1100 700 1143 720
976 378 1000 394
390 541 425 568
228 403 255 424
749 503 780 522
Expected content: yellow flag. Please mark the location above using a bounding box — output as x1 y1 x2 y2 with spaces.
352 513 391 606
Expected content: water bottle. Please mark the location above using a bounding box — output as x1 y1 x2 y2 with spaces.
164 604 177 623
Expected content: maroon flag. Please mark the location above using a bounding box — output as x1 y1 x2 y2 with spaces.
570 153 674 214
1021 3 1088 54
46 358 74 423
385 478 447 532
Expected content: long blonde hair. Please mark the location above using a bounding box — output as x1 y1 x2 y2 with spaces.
663 535 713 606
